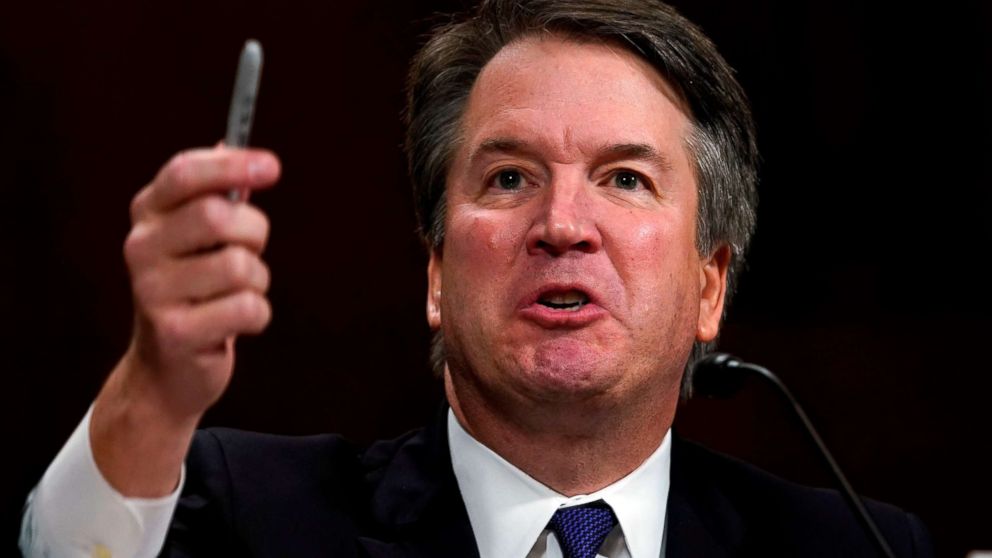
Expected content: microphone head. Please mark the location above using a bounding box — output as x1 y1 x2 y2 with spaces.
691 352 748 398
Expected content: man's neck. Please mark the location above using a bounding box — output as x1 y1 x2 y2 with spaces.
444 373 677 496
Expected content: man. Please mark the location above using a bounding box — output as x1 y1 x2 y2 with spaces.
21 0 932 556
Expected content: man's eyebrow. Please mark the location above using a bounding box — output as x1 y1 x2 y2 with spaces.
468 138 675 172
468 138 532 164
597 143 675 172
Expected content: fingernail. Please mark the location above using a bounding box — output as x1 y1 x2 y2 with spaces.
247 155 277 183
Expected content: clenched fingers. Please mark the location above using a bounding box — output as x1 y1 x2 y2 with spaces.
131 147 280 221
134 245 270 308
125 195 270 266
153 291 272 352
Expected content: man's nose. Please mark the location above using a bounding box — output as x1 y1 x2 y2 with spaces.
525 180 602 256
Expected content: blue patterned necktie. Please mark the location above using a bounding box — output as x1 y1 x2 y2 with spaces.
547 501 618 558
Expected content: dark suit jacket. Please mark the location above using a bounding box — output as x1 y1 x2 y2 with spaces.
162 407 933 557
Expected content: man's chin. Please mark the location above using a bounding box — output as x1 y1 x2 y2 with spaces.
510 341 624 401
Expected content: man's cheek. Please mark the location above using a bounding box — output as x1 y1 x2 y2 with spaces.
450 213 525 267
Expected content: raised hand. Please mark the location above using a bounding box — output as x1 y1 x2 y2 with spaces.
90 146 280 497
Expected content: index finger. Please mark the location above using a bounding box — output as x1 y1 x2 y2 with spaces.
139 147 281 216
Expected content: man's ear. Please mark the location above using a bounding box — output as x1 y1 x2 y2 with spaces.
697 244 731 343
427 248 442 330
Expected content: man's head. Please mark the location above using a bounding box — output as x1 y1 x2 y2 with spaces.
406 0 758 399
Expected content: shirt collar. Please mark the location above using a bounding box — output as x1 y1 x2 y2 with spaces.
448 409 671 558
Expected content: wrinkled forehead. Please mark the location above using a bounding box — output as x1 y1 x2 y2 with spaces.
474 31 693 121
454 33 696 172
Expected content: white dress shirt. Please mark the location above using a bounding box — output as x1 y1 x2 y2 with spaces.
448 410 671 558
21 408 670 558
20 407 183 558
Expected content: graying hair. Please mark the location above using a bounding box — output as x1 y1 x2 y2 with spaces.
405 0 759 398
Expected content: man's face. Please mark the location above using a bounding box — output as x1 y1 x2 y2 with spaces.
428 35 729 413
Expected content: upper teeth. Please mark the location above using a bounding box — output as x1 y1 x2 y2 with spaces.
542 291 588 305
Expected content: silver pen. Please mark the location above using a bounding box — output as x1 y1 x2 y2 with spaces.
225 39 263 201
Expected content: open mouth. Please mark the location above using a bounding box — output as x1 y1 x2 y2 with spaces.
537 290 590 312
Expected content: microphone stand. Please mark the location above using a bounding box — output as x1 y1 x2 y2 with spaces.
694 354 896 558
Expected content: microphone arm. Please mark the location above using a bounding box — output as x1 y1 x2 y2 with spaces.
692 353 896 558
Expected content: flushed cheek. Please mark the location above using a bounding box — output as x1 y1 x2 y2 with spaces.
442 210 528 328
612 219 699 315
447 208 528 269
630 221 668 254
609 218 681 273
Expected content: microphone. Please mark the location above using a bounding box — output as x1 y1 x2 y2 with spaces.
692 353 896 558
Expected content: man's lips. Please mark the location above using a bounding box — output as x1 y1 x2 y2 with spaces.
516 283 608 329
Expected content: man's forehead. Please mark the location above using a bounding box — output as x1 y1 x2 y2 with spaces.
467 137 677 173
470 33 692 120
455 34 693 169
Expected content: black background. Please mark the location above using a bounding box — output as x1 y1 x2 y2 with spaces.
2 1 989 556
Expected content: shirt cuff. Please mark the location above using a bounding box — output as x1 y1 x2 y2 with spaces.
20 405 185 558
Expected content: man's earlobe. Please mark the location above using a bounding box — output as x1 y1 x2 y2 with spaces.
697 244 731 342
427 250 442 330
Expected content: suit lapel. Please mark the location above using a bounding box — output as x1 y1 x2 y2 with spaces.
665 436 744 558
357 404 480 558
354 416 748 557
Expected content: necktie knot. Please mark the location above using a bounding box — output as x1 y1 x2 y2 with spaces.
547 501 618 558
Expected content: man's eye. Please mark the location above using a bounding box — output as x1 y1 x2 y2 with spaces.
494 169 523 190
613 171 641 190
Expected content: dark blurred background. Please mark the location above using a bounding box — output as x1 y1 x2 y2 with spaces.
2 1 989 556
